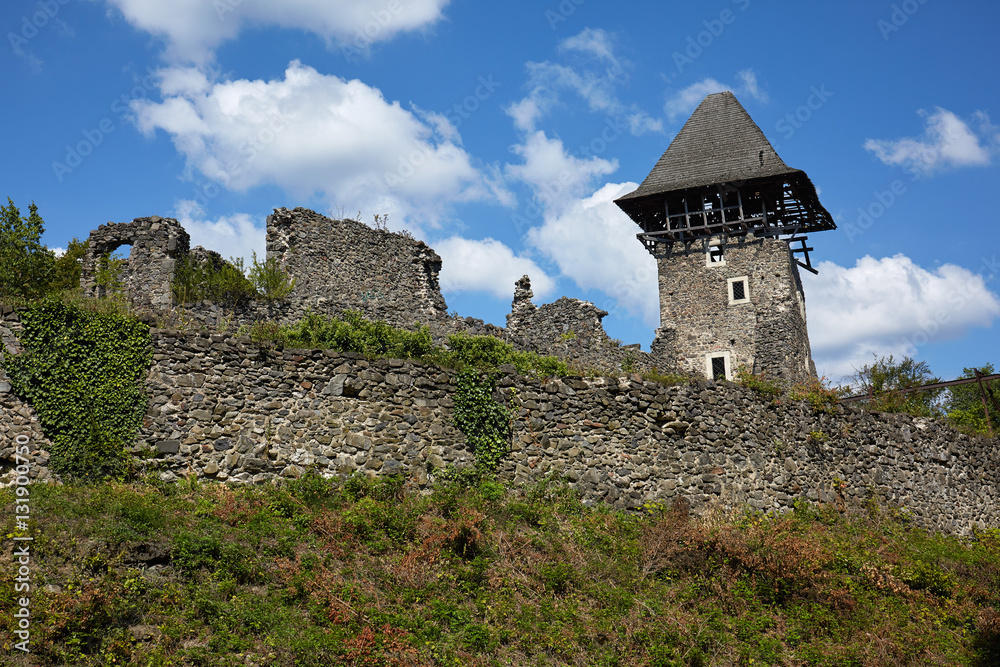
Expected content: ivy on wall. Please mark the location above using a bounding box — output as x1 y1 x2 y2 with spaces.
4 298 152 480
452 368 516 472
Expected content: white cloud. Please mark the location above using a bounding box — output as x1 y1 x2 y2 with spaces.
864 108 998 176
174 199 266 266
435 236 555 300
664 70 768 120
505 131 617 215
802 255 1000 381
510 28 661 135
735 69 768 104
559 27 617 63
99 0 451 63
525 182 659 325
133 61 502 230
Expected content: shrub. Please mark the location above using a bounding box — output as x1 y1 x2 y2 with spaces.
790 376 843 414
444 332 569 377
172 254 257 307
736 365 784 401
248 251 296 301
281 310 433 359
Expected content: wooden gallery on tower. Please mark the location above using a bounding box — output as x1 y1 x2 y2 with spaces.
615 91 836 384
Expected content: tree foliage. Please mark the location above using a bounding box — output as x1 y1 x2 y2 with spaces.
945 364 999 434
0 198 56 301
849 354 943 417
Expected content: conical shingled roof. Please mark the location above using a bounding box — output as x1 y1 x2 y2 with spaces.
617 91 800 201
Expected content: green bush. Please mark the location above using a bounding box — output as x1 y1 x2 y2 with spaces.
3 298 151 480
280 310 433 359
248 250 296 301
444 332 569 377
172 254 257 307
736 365 784 401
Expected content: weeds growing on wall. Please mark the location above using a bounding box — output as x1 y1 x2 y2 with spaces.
442 332 569 377
3 298 151 480
736 366 784 402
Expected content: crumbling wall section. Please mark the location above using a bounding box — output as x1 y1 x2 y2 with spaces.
505 275 653 372
81 216 190 311
266 207 448 328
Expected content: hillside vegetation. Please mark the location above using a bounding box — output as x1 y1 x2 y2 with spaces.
2 475 999 666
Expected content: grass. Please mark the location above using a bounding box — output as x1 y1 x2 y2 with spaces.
2 476 999 666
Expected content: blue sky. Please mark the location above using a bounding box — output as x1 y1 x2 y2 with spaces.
4 0 999 385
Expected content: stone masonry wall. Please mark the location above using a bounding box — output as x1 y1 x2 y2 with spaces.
82 216 190 311
0 310 57 483
656 236 814 384
4 328 993 535
506 275 658 373
266 207 448 328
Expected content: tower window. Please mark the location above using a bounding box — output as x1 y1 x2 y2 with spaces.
728 276 750 304
705 352 732 381
705 239 725 267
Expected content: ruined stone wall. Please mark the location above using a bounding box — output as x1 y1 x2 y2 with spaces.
4 328 996 535
266 207 448 328
82 217 190 311
506 275 656 372
0 310 56 484
655 236 814 384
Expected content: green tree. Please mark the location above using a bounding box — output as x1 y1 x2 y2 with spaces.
48 237 88 292
0 198 55 301
945 364 998 434
850 354 943 417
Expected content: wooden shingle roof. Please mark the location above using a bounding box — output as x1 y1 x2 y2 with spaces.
617 91 801 202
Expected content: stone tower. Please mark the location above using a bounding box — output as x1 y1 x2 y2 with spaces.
615 92 836 384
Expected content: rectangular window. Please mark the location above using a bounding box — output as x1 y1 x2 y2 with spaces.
728 276 750 305
705 238 725 267
705 351 732 381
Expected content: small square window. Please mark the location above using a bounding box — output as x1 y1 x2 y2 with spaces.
705 242 725 267
727 276 750 305
711 356 727 380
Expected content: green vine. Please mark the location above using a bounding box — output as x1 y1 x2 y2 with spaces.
452 369 516 472
3 298 152 480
